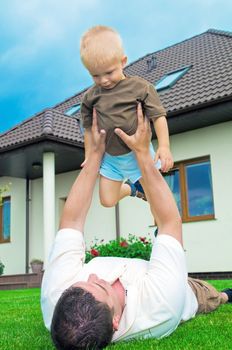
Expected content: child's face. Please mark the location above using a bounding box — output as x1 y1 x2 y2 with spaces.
88 56 127 89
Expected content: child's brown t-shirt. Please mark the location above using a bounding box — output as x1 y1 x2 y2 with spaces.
81 75 166 156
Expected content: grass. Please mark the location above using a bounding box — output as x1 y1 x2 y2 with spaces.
0 280 231 350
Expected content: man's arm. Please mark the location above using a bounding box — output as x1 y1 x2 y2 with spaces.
115 104 182 245
59 109 106 232
81 128 93 167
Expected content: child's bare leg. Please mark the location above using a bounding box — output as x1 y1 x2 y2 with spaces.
99 176 131 207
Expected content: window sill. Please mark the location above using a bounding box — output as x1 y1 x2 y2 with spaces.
0 239 11 244
182 215 215 223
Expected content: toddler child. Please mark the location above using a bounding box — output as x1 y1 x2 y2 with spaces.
80 25 173 207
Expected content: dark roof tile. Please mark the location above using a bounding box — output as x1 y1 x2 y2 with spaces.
0 109 83 150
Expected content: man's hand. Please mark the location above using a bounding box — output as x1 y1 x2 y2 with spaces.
82 109 106 167
91 108 106 155
114 104 151 154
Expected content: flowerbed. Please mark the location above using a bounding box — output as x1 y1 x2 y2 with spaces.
85 234 152 262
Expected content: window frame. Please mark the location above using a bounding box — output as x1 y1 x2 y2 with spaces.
65 103 81 116
164 156 215 223
0 196 11 244
155 66 191 92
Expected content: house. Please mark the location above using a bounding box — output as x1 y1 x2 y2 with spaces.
0 29 232 276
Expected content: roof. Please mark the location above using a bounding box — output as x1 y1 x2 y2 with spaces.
0 109 83 151
0 108 84 179
54 28 232 115
1 28 232 152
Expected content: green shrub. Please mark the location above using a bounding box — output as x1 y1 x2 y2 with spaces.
85 234 152 263
0 260 5 275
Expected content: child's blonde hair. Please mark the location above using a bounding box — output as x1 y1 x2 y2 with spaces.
80 25 125 71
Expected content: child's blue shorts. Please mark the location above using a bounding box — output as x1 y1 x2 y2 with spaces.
100 143 161 183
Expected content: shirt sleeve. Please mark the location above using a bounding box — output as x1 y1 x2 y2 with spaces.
81 91 93 129
143 83 167 119
41 228 85 330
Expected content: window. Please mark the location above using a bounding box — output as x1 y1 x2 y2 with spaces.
155 66 190 91
0 196 11 243
164 157 215 222
65 104 81 116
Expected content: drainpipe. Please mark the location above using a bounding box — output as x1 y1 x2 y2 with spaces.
25 178 30 273
115 203 120 242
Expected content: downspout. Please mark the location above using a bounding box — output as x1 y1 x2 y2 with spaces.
25 178 30 273
115 203 120 242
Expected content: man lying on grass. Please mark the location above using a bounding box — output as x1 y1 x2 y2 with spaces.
41 105 232 350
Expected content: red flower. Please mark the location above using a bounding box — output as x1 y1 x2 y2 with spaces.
90 249 100 256
140 237 149 244
120 241 128 248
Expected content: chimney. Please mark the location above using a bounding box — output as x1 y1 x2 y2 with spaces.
146 55 156 72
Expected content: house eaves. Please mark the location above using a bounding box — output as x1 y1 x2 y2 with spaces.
0 139 84 179
0 109 84 179
166 99 232 136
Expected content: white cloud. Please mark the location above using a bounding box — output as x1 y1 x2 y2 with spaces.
0 0 100 67
2 0 231 70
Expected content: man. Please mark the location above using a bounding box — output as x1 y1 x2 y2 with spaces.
41 105 231 350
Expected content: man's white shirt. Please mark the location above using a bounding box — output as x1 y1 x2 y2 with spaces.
41 229 198 341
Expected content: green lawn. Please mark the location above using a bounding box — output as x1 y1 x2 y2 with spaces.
0 280 231 350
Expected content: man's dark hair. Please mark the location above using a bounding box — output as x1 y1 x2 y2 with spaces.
51 287 114 350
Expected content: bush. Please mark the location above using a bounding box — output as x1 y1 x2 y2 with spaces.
85 234 152 263
0 260 5 275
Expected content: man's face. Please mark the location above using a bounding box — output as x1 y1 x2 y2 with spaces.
88 57 127 90
73 274 123 329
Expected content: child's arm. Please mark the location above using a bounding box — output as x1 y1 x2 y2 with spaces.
81 127 93 167
152 116 173 172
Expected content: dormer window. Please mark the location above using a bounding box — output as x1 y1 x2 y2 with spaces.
65 104 81 116
155 66 191 91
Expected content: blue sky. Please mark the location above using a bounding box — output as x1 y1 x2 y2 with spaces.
0 0 231 133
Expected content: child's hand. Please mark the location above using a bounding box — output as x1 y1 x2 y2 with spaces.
154 146 173 172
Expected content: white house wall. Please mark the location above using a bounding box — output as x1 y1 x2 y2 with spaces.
0 176 26 275
117 198 155 239
169 120 232 272
119 120 232 273
1 121 232 274
30 170 117 267
55 170 117 247
82 177 117 247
